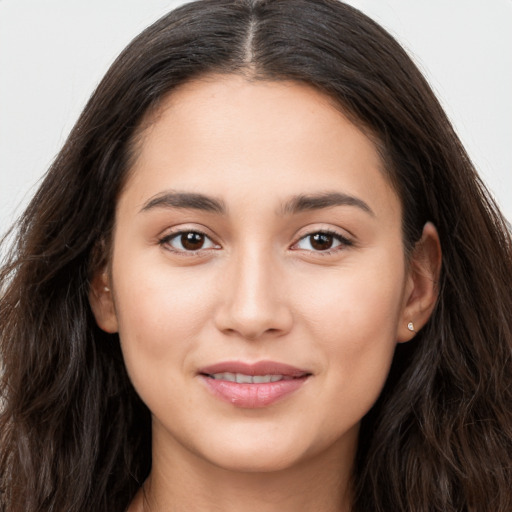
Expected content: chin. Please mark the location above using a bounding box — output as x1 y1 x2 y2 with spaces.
206 448 304 474
192 425 341 475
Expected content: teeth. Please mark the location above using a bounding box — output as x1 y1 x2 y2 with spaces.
215 372 236 382
236 373 253 383
253 375 271 383
210 373 285 383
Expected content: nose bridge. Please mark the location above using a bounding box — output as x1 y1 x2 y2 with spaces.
234 244 274 311
216 241 291 339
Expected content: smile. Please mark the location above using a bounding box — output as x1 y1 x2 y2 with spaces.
199 361 311 408
207 373 294 383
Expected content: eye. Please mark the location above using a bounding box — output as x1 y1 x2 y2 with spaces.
293 231 352 252
161 231 219 252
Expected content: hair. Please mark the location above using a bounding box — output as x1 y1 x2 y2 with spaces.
1 0 511 510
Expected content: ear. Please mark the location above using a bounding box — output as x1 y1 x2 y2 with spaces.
397 222 442 342
89 270 119 333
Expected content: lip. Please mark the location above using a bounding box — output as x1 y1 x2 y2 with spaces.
199 360 310 377
198 360 311 408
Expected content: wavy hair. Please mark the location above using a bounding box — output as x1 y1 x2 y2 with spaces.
1 1 511 510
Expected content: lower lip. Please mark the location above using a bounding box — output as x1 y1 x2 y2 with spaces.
200 376 308 408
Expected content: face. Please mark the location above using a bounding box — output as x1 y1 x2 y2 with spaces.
91 75 437 475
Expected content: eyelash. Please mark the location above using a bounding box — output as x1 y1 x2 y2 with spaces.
159 229 219 256
158 229 353 256
292 229 354 256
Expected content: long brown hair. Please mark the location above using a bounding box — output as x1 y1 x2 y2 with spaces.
1 1 511 510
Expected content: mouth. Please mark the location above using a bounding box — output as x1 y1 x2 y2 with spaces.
206 372 298 383
198 361 312 408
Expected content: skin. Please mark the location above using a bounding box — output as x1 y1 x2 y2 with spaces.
90 75 441 512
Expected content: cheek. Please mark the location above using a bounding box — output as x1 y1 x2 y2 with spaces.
298 252 405 338
294 253 405 412
110 252 219 379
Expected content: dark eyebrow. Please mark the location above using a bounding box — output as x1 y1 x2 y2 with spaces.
140 191 226 214
280 192 374 216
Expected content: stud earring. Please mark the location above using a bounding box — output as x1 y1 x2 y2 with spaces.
407 322 416 333
104 286 110 292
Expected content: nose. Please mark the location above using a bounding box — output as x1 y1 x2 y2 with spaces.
214 248 293 340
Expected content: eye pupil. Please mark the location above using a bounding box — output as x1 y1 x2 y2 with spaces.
310 233 333 250
181 232 205 250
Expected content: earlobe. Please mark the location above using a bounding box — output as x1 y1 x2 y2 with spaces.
89 271 119 333
397 222 442 343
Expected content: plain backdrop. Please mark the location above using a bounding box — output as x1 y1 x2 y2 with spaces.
1 0 511 239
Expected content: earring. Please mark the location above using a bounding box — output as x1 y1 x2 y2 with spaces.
104 286 110 292
407 322 416 333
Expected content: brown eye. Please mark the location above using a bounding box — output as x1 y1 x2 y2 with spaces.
310 233 334 251
181 232 205 250
294 231 350 253
163 231 218 252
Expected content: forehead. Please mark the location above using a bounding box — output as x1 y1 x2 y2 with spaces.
122 75 401 222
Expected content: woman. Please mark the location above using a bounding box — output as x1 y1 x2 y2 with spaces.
1 0 511 511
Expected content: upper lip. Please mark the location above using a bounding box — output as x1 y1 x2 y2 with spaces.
199 360 311 378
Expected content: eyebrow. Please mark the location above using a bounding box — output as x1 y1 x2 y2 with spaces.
279 192 374 216
140 191 226 214
139 190 374 217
